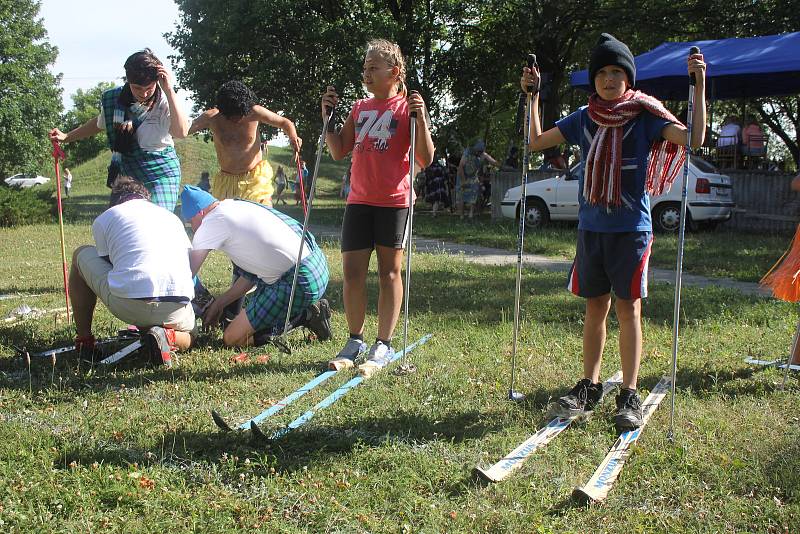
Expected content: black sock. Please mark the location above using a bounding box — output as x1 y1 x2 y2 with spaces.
349 333 363 341
376 337 391 346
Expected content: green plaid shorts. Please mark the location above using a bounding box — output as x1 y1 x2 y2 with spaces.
233 200 329 334
244 246 329 335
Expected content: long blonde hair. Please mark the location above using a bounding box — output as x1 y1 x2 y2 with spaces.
365 39 407 96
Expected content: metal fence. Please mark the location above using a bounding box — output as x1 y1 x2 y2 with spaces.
725 170 799 234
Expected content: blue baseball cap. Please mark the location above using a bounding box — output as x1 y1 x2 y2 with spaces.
180 185 217 221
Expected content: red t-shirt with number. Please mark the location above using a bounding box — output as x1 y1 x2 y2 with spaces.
348 94 413 208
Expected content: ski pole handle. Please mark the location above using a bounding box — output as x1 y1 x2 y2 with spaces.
527 54 538 94
409 89 420 120
51 138 65 160
323 86 337 130
688 46 700 86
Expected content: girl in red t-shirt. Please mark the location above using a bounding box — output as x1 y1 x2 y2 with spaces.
322 39 434 372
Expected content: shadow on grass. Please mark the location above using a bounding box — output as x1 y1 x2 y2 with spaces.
763 435 800 501
58 408 505 477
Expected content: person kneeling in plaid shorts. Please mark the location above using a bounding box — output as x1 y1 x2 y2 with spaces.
181 186 331 346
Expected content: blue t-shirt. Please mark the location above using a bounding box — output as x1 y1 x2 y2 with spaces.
556 106 672 232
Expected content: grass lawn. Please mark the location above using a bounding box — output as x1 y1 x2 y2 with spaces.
0 138 798 532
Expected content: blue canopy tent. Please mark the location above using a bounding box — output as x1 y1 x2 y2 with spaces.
570 32 800 100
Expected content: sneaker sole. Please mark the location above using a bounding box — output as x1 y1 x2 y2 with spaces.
614 415 642 434
144 331 173 368
308 301 332 341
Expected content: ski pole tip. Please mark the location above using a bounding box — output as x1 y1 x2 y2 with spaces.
508 389 526 402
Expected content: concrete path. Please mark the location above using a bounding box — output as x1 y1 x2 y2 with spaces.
311 225 770 297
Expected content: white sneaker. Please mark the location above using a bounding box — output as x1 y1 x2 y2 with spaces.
358 341 395 377
328 337 367 370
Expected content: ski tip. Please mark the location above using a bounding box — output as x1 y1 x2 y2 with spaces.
249 420 270 442
571 487 597 506
472 466 499 484
211 410 234 432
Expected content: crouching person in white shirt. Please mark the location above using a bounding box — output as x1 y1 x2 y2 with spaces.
180 185 331 347
70 177 195 367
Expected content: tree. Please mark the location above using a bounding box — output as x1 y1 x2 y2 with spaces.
62 82 115 166
168 0 457 163
0 0 62 178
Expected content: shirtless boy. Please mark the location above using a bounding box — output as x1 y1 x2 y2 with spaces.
189 81 302 206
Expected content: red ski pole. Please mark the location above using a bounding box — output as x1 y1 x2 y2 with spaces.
50 139 71 323
296 157 307 216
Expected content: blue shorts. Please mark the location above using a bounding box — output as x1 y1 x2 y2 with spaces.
567 230 653 300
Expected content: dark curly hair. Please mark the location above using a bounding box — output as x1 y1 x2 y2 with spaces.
123 48 162 86
216 81 257 119
109 176 151 206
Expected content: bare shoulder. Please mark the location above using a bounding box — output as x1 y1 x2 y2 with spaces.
251 105 274 120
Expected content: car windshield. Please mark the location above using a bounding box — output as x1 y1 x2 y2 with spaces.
690 156 719 174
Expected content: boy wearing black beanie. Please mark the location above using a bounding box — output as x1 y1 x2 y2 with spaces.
519 34 707 432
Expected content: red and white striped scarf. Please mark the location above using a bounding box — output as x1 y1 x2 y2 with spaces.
585 89 685 207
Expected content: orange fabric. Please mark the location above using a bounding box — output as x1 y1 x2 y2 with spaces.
761 225 800 302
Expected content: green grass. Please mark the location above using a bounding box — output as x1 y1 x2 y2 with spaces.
1 143 798 532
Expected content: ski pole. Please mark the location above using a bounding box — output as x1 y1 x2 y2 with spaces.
509 54 538 402
398 95 419 375
668 45 701 441
780 315 800 389
282 103 335 335
50 138 71 324
296 157 308 216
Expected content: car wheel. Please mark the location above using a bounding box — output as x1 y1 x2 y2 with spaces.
520 197 549 229
653 203 693 233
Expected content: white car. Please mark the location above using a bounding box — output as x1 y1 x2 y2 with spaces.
4 173 50 188
500 157 734 232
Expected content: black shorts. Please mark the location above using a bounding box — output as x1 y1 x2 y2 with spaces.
341 203 409 251
567 230 653 300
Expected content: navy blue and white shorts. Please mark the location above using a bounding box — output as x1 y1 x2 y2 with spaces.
567 230 653 300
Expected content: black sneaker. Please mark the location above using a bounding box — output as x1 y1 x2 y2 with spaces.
192 284 214 316
614 388 643 433
304 299 332 341
548 378 604 419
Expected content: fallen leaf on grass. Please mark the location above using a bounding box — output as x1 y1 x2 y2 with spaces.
231 353 249 364
256 354 270 364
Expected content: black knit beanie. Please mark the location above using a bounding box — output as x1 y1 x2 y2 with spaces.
588 33 636 89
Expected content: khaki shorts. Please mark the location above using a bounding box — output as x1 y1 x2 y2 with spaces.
76 246 195 332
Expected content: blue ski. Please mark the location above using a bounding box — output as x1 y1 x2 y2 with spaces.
251 334 432 440
211 368 339 432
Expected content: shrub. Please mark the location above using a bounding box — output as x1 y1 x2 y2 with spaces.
0 185 56 227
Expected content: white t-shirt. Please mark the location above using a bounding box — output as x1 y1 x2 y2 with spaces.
191 200 309 284
92 199 194 299
97 89 174 151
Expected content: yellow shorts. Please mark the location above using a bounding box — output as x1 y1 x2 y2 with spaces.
212 159 274 206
